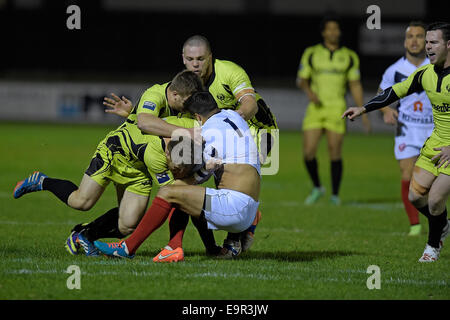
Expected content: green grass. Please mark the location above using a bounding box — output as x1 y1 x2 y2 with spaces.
0 122 448 300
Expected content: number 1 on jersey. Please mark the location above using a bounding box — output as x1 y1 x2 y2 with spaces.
223 118 243 137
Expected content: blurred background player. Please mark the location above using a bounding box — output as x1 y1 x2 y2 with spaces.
343 22 450 262
378 21 433 236
296 15 371 205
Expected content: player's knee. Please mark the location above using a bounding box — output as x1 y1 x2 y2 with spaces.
428 194 446 216
408 179 428 205
157 185 174 202
118 223 135 236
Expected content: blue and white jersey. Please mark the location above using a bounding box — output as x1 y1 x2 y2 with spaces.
202 109 260 175
379 56 433 127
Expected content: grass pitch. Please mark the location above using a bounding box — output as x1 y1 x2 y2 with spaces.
0 122 448 300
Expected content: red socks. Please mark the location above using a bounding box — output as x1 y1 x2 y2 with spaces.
125 197 173 255
401 180 419 225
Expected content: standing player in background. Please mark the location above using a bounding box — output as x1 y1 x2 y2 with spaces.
343 22 450 262
296 15 371 205
378 21 433 236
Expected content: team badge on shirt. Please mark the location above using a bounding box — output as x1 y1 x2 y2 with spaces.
143 101 156 111
155 172 170 184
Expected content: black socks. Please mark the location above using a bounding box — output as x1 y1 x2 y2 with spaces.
42 177 78 205
76 207 125 242
304 158 321 188
331 159 343 196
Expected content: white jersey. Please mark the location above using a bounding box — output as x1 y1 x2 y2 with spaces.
379 56 433 127
202 109 261 175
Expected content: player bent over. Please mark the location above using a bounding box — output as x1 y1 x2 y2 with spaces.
343 22 450 262
94 92 261 259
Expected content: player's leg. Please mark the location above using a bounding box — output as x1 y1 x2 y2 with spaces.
398 157 421 235
303 128 325 204
95 185 205 258
427 173 450 243
66 174 105 211
325 129 344 205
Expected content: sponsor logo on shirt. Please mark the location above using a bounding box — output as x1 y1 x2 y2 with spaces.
143 101 156 111
155 172 170 184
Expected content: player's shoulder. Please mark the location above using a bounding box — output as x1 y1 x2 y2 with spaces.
141 82 168 98
215 59 246 72
303 43 322 54
340 46 359 58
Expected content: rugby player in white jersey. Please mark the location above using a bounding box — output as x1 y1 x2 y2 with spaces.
94 91 261 258
378 21 433 236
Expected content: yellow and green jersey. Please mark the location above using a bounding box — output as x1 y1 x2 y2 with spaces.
125 82 192 125
392 64 450 142
115 116 198 187
298 43 361 107
205 59 277 129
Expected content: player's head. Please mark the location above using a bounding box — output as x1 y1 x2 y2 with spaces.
167 70 204 111
182 35 213 80
425 22 450 66
404 21 426 57
183 91 219 124
320 15 341 45
166 135 203 179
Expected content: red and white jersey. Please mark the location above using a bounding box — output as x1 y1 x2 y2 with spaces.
379 56 433 127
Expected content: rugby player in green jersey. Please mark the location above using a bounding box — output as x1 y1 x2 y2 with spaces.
107 36 272 258
343 22 450 262
13 71 214 257
297 15 371 206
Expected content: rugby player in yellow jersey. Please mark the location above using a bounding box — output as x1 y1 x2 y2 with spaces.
106 36 272 258
343 22 450 262
180 35 275 257
296 15 371 206
13 70 207 256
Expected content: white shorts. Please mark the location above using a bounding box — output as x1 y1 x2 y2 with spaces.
202 188 259 233
394 124 433 160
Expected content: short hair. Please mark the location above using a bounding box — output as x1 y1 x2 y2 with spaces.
319 14 341 32
183 91 218 116
167 135 203 179
408 21 427 31
427 22 450 42
168 70 204 97
182 35 212 54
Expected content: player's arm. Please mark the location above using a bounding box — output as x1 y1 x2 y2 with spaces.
342 86 400 120
137 113 187 138
296 48 320 105
235 89 258 120
348 79 371 132
377 87 398 125
343 61 426 120
297 77 321 105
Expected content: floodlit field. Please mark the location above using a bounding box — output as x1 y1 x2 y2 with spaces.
0 122 448 300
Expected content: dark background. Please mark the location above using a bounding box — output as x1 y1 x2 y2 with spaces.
0 0 448 89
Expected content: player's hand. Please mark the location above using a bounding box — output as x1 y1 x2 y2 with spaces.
342 107 365 121
205 158 223 171
103 93 133 118
236 109 246 119
382 108 398 125
431 146 450 168
309 93 321 106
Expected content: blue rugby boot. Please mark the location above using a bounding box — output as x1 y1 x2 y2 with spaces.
77 231 101 257
13 171 47 199
94 240 134 259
